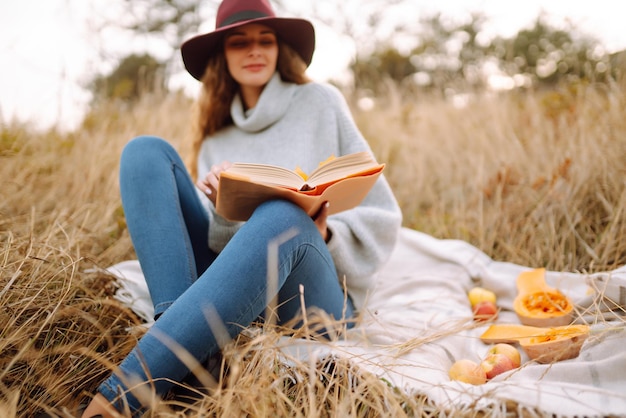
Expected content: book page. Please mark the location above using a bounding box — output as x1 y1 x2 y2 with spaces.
225 162 306 190
307 151 381 186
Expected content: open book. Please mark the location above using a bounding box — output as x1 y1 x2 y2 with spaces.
215 151 384 221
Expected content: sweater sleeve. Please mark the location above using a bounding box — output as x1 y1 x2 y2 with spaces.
319 84 403 307
207 208 244 253
326 177 402 307
195 154 244 253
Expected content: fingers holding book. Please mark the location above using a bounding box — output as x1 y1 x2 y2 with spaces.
197 161 232 204
313 201 331 243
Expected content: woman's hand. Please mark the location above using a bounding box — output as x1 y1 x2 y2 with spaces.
196 161 232 205
313 201 331 243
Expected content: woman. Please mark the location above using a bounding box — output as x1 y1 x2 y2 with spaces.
82 0 402 416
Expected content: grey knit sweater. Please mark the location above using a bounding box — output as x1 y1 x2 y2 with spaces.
197 73 402 308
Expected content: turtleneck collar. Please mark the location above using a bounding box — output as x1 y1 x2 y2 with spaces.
230 72 297 133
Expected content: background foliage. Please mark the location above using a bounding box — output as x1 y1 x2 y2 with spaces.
88 0 623 102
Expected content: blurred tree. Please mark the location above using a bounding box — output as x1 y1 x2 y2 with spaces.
351 47 414 93
410 12 491 91
350 12 491 95
89 53 166 103
492 14 612 87
610 50 626 80
306 0 414 93
116 0 212 54
351 11 616 96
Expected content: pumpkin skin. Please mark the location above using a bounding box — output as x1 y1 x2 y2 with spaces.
520 328 589 363
480 324 590 363
513 268 574 327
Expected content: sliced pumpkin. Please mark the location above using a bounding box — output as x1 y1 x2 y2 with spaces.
513 268 574 327
480 323 589 364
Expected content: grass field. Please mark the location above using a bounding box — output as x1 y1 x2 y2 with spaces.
1 79 625 417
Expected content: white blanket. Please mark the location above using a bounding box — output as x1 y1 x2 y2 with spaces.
108 228 626 417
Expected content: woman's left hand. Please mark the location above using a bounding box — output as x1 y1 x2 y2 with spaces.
312 202 331 243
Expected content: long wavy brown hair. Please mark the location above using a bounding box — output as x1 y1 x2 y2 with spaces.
185 40 311 181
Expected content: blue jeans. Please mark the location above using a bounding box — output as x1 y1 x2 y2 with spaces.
98 136 354 413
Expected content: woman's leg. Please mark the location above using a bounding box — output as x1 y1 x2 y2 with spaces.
97 199 353 414
119 136 216 318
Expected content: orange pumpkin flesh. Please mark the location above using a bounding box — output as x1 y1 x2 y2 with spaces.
480 324 589 363
513 268 574 327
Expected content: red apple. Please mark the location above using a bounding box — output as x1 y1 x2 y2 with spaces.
473 300 498 321
448 359 487 385
480 353 516 379
468 287 497 308
487 343 521 368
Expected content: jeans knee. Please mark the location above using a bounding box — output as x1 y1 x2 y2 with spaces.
122 135 169 161
121 136 175 174
257 199 304 217
254 200 314 230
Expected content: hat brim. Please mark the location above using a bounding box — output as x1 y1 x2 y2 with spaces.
181 17 315 81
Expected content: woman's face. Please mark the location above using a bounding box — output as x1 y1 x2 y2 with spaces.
224 23 278 93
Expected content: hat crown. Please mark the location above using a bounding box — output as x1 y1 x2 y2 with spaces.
216 0 276 29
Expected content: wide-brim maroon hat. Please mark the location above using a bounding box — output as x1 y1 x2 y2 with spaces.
181 0 315 80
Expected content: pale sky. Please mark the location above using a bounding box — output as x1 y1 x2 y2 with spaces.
1 0 625 131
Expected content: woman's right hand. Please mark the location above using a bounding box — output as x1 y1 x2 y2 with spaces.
196 161 232 205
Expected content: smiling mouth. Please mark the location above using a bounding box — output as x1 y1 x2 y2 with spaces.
245 64 265 71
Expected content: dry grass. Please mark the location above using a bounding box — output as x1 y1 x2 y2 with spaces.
1 79 626 417
363 81 626 273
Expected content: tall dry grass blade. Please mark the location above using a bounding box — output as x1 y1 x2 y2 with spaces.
0 389 18 418
265 227 299 327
